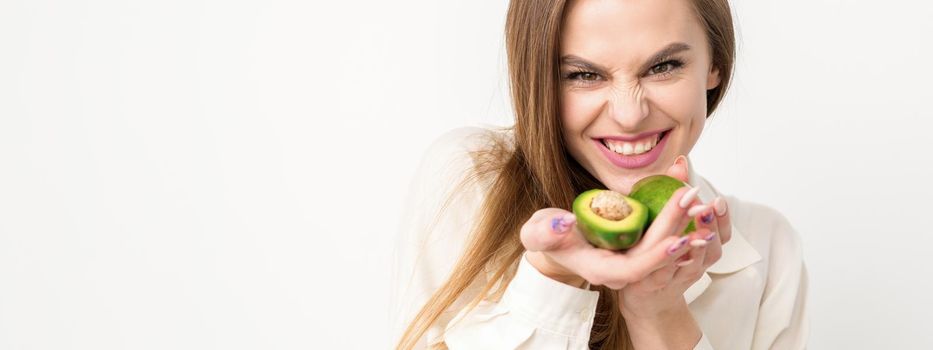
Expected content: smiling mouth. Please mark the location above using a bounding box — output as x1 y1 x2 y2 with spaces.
600 129 670 156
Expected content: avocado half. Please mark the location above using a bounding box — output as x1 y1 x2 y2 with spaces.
628 174 696 235
572 189 649 250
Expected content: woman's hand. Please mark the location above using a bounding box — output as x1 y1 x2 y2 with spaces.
520 156 707 290
616 212 719 319
616 166 733 319
614 180 734 349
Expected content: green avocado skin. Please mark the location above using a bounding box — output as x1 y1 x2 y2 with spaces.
572 189 648 250
628 175 696 235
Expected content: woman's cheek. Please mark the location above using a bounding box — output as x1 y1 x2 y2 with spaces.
560 91 604 130
646 82 705 123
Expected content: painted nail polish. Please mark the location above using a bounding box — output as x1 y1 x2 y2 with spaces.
690 239 708 248
679 187 701 209
705 231 717 241
687 204 709 217
551 213 576 233
551 217 564 231
714 197 728 217
701 212 714 224
551 218 570 233
667 236 690 255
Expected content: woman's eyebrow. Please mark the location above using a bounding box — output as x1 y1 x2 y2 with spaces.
638 42 691 71
560 42 692 73
559 55 609 73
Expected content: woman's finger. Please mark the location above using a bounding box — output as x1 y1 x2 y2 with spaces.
554 233 694 289
672 229 716 282
521 209 578 252
619 233 695 283
665 155 690 183
703 230 723 268
642 260 680 291
634 186 699 249
693 204 723 268
712 197 732 244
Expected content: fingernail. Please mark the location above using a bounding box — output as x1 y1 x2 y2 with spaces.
705 231 717 241
687 204 709 217
563 213 577 225
690 239 708 248
668 155 687 174
713 197 728 217
551 214 576 233
667 236 690 255
551 217 567 233
676 259 695 267
701 212 714 224
678 187 701 209
674 155 687 168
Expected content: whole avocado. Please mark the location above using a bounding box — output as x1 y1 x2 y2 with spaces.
628 174 696 235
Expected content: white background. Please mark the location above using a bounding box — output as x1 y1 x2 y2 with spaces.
2 0 932 349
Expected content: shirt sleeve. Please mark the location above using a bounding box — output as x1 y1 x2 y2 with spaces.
750 211 810 350
443 253 600 350
389 126 602 349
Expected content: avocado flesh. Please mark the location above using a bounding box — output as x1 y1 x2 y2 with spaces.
572 189 649 250
629 174 696 235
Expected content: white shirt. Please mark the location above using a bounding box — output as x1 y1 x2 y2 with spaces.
390 125 809 349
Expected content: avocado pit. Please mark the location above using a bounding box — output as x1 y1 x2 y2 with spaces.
590 191 633 221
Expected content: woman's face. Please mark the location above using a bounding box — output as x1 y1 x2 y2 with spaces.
559 0 721 194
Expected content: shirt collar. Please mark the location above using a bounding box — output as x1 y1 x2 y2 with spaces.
683 155 762 304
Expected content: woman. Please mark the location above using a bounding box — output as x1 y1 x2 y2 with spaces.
392 0 809 348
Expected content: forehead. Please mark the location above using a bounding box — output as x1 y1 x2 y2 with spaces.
560 0 707 62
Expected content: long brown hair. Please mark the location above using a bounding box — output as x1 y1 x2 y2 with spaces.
397 0 735 348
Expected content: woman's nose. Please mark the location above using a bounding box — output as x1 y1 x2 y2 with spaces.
607 84 650 129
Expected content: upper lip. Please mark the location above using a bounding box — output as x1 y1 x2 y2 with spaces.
595 128 670 142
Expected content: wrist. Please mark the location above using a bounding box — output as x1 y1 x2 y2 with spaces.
525 252 587 288
623 300 702 350
620 297 685 322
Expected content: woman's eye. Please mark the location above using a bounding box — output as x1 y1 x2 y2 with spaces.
650 63 672 75
566 71 601 82
648 60 684 77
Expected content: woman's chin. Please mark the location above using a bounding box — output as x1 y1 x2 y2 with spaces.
601 162 672 194
603 177 639 196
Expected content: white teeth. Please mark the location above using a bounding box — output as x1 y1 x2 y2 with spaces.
604 132 662 156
